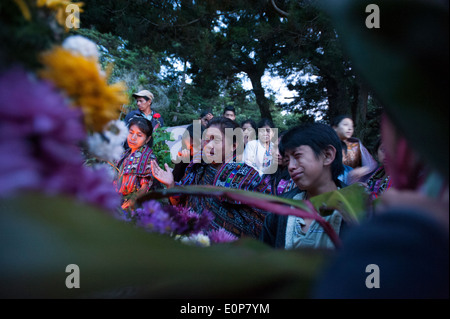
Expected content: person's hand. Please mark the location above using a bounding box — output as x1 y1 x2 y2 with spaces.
347 166 372 183
121 198 135 211
151 160 175 188
177 149 191 163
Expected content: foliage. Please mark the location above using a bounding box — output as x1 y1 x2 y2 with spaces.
74 28 161 83
78 0 383 136
152 127 175 169
0 0 58 71
319 0 449 177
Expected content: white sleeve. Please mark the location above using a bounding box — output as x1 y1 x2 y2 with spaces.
243 140 258 168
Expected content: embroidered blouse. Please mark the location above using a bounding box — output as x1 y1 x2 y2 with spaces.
367 166 392 199
177 156 273 238
114 145 155 196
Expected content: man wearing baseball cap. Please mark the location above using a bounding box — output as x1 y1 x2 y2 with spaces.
124 89 164 130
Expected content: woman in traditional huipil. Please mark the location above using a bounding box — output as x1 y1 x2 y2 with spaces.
151 117 273 238
332 115 378 184
114 117 160 210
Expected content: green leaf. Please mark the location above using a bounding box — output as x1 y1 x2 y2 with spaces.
0 192 326 298
309 183 370 224
138 184 371 247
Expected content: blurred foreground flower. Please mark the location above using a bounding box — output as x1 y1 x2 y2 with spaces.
86 120 128 163
0 67 120 211
208 228 238 244
123 200 235 245
13 0 84 29
39 46 128 132
179 233 211 247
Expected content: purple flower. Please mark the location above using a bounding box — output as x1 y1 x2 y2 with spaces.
136 201 178 235
0 67 120 211
172 207 214 235
128 201 215 237
208 228 238 244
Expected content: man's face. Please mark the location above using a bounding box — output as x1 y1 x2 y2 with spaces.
223 111 235 121
136 97 152 113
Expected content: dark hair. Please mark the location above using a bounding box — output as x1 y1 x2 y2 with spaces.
372 137 382 153
135 95 150 102
257 118 275 129
206 116 241 149
280 123 344 183
241 119 257 131
222 105 236 115
200 110 213 118
331 115 352 128
128 116 153 148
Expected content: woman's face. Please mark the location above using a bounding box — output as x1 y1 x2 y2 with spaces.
333 118 354 141
258 125 274 144
127 124 150 152
203 125 235 165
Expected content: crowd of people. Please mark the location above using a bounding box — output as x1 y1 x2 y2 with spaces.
113 89 395 247
112 90 448 298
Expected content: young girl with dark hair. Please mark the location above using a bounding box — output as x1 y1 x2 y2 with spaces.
114 117 160 210
331 115 378 184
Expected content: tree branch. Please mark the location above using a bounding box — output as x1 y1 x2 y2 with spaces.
271 0 289 17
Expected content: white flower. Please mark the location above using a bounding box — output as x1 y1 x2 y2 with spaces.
86 120 128 162
62 35 100 61
179 233 211 247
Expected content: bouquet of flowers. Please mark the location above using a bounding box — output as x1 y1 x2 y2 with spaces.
120 200 238 246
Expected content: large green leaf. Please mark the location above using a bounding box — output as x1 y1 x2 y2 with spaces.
309 183 370 225
139 184 371 246
0 193 326 298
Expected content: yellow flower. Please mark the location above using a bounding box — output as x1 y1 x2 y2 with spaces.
13 0 32 21
13 1 84 31
37 0 84 29
39 46 128 132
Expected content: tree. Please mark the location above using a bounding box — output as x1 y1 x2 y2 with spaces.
80 0 381 139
